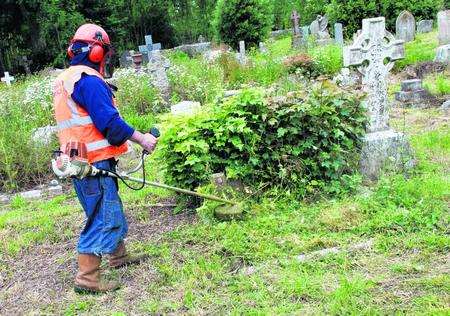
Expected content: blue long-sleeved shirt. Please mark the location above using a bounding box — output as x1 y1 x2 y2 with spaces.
69 41 134 146
72 74 134 146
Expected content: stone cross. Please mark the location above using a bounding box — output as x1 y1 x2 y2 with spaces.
138 35 162 60
291 10 300 35
1 72 14 86
344 17 405 133
396 11 415 42
334 23 344 45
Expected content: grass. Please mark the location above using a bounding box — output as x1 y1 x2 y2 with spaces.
395 31 440 70
1 107 448 314
424 72 450 96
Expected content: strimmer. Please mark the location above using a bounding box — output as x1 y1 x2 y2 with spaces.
51 128 236 206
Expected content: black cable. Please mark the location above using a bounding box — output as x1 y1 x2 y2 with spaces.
98 151 147 191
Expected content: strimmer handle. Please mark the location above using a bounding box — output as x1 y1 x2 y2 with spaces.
143 127 160 155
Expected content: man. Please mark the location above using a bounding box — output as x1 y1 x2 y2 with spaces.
53 24 158 294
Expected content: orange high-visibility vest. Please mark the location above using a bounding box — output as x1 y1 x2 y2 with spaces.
53 65 128 163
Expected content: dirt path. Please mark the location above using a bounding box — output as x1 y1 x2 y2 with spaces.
0 202 197 314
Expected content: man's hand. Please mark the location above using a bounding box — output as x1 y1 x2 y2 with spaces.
130 131 158 154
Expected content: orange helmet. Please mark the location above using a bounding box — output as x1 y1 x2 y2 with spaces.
72 23 111 46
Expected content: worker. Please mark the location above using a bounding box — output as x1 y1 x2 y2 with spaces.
52 24 158 294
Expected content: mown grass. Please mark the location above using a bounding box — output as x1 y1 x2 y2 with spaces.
395 31 439 70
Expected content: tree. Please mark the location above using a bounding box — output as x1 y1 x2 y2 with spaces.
214 0 273 50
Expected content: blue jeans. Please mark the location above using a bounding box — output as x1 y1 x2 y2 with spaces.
73 159 128 255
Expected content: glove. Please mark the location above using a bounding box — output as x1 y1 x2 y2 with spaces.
130 131 158 154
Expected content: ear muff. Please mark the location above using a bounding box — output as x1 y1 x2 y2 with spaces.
67 44 74 59
88 44 104 63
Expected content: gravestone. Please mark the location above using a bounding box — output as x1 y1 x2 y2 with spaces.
396 11 415 42
147 50 171 102
198 35 205 43
395 79 431 107
20 56 32 75
334 23 344 46
119 51 133 68
291 10 300 35
138 35 162 63
344 17 413 179
259 42 268 54
435 44 450 62
416 20 433 33
301 26 310 46
438 10 450 45
238 41 247 65
1 72 14 86
310 15 332 45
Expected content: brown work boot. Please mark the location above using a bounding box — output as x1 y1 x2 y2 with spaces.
109 241 149 269
74 254 120 294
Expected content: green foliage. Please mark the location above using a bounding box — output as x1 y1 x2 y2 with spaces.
159 85 367 195
213 0 273 50
168 53 224 104
424 73 450 96
395 31 439 69
326 0 445 38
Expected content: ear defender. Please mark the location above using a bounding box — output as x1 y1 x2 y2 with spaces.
67 44 75 59
88 44 104 63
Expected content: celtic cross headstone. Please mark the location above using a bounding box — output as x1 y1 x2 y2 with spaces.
344 17 413 179
1 72 14 86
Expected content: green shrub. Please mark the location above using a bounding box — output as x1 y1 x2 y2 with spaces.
213 0 273 50
326 0 445 39
159 85 367 195
310 44 343 76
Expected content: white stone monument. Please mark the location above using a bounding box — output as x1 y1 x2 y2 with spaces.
396 11 416 42
344 17 413 179
437 10 450 45
1 72 14 86
238 40 247 65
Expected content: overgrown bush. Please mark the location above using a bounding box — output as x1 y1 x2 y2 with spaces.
213 0 273 50
283 54 323 78
159 85 367 196
326 0 445 38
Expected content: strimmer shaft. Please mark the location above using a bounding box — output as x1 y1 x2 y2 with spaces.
102 170 236 205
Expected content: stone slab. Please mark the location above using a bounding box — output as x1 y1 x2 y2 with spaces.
400 79 423 91
395 90 430 103
171 101 201 115
417 20 433 33
435 45 450 63
360 129 414 180
20 190 42 200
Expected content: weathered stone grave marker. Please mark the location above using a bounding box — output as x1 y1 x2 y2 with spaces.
395 79 431 107
416 20 433 33
20 56 32 75
396 11 415 42
310 15 332 45
438 10 450 45
238 40 247 65
147 50 171 102
291 10 300 35
334 23 344 45
119 50 133 68
1 72 14 86
138 35 162 63
198 35 205 43
259 42 268 54
344 17 413 179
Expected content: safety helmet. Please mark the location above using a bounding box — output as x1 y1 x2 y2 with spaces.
67 24 114 77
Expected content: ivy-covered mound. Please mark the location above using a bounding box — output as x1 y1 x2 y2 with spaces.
160 84 367 195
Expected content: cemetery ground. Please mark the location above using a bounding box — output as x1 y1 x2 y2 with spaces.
1 32 449 314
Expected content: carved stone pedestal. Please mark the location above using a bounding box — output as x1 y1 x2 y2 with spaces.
360 130 414 180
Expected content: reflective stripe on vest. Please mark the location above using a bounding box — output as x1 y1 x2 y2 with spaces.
57 116 93 131
86 139 112 152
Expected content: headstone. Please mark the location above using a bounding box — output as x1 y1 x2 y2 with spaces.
435 44 450 62
147 50 171 103
171 101 201 115
1 72 14 86
441 99 450 114
119 51 133 68
238 41 247 65
198 35 205 43
138 35 162 62
334 23 344 45
301 26 310 46
20 56 32 75
344 17 413 179
416 20 433 33
395 79 431 106
259 42 268 54
310 15 332 45
396 11 416 42
291 10 300 35
438 10 450 45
